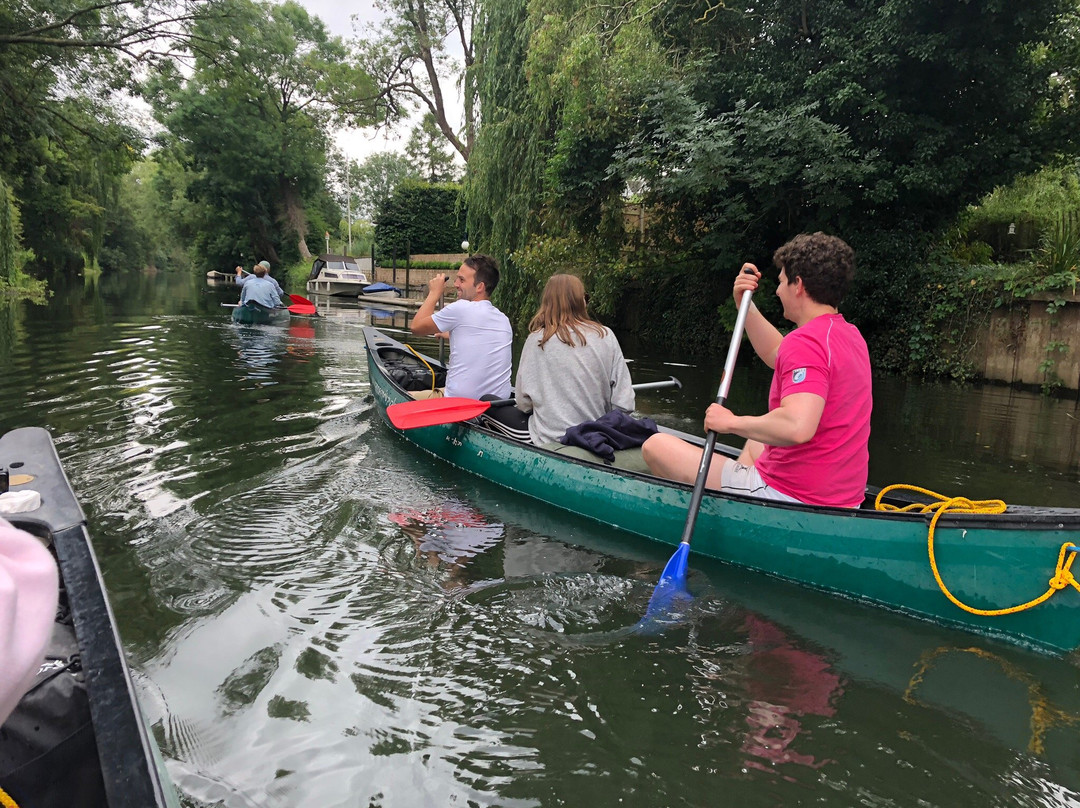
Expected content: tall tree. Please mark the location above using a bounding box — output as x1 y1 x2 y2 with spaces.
342 152 420 222
150 0 381 266
406 113 458 182
356 0 477 162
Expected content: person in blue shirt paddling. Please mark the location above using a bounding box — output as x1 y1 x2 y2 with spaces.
238 264 284 310
236 259 285 303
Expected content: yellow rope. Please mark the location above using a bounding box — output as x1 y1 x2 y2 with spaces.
405 344 437 393
875 484 1080 616
0 785 20 808
904 645 1080 755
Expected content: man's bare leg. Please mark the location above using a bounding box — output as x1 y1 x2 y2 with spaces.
642 433 729 489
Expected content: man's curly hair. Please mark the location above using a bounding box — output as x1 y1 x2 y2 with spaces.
772 232 855 309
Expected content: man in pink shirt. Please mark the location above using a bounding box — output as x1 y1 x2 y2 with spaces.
643 232 872 508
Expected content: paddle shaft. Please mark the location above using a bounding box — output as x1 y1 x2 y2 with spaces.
630 375 681 392
457 379 678 411
442 378 678 410
678 274 756 546
489 377 677 407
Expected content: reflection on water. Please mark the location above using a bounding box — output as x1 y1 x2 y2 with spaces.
0 273 1078 807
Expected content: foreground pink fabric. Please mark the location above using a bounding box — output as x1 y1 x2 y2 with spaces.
0 517 59 725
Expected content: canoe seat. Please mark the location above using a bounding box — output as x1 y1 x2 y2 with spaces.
540 443 652 473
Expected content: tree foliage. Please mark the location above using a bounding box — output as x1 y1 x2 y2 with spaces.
374 181 465 258
406 113 459 182
147 0 380 269
0 0 237 276
468 0 1080 358
356 0 477 162
342 151 421 222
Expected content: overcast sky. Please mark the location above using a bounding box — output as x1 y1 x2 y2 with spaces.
295 0 466 167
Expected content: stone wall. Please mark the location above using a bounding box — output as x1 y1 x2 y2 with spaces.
370 253 466 297
968 292 1080 391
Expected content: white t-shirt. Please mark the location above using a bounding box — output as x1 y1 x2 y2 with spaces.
432 299 513 399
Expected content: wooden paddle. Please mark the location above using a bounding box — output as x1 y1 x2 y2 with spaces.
642 268 756 623
386 378 682 430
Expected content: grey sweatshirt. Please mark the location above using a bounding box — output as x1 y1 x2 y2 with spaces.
515 325 635 445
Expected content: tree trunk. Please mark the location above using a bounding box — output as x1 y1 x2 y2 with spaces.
280 179 311 260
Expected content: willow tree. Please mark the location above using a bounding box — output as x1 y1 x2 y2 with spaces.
469 0 1080 354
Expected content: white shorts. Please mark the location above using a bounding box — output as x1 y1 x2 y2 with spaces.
719 462 803 504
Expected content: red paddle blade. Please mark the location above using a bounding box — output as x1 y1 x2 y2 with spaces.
386 397 490 429
289 293 316 307
288 303 317 316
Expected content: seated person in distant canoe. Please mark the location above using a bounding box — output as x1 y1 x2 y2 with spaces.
409 254 512 401
514 274 635 445
238 264 284 310
236 260 285 303
642 232 872 508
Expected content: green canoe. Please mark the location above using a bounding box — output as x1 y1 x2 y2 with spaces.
0 428 180 807
364 327 1080 656
231 303 291 325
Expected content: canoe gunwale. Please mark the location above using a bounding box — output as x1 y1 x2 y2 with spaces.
364 326 1080 654
364 328 1080 532
0 427 175 807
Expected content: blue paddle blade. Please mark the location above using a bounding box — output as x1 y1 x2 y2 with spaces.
636 543 693 632
659 542 690 586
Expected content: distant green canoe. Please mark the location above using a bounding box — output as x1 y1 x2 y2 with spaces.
364 326 1080 656
231 303 290 325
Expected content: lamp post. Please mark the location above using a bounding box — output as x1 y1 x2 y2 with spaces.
461 239 470 255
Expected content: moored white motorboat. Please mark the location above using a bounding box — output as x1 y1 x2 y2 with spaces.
306 254 372 296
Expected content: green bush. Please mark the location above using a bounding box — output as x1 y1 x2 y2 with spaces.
374 182 466 260
959 164 1080 260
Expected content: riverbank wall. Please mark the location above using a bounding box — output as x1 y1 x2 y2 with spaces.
969 292 1080 393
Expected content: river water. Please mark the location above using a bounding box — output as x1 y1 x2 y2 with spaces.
2 270 1079 807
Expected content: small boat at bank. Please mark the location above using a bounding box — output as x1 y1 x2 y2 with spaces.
231 303 291 325
205 270 237 285
360 282 403 301
306 254 371 296
0 427 179 807
363 326 1080 656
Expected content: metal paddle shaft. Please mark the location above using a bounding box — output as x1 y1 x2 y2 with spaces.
678 274 756 546
387 378 682 430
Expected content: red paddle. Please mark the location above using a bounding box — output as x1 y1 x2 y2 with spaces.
387 397 514 429
386 378 681 430
287 293 317 316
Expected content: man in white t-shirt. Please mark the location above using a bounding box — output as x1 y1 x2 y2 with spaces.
410 254 513 400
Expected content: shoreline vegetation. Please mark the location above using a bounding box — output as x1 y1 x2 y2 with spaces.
4 0 1080 393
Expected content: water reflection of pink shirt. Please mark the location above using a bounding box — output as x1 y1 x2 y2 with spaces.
0 517 59 724
756 313 871 508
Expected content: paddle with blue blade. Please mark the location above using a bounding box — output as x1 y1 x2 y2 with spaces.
642 267 757 626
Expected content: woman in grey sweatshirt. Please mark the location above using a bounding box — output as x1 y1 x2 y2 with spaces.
515 275 634 445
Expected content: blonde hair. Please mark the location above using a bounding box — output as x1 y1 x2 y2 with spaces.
528 274 605 349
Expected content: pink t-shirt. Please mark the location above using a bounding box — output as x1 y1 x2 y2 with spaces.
756 313 871 508
0 517 59 725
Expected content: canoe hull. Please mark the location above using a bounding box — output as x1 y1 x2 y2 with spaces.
363 327 1080 656
0 427 178 807
231 304 290 325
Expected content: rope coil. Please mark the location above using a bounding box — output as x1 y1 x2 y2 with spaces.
875 484 1080 616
